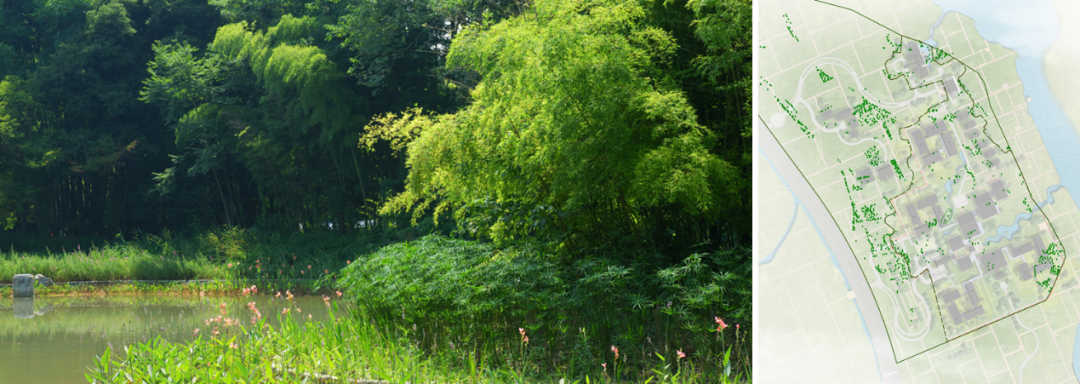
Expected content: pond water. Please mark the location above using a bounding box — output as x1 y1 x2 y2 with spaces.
0 294 337 383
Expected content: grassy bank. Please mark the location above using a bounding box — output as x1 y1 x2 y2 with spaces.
0 227 375 285
0 279 340 298
337 235 750 382
88 302 745 383
0 228 749 382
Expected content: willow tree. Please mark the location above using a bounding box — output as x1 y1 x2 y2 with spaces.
364 0 741 256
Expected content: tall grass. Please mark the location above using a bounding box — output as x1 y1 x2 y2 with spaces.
87 303 469 383
87 301 749 383
0 244 223 284
0 227 373 285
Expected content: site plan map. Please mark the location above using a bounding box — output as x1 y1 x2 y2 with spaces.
757 0 1080 382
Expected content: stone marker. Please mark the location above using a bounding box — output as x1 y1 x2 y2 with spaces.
13 274 33 297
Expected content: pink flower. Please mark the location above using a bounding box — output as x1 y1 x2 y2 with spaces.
229 343 238 350
716 317 728 332
282 308 290 314
611 345 619 360
335 291 342 297
602 363 607 370
227 263 233 268
677 350 686 359
524 336 529 344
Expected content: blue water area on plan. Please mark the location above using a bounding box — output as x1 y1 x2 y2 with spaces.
928 0 1080 198
985 185 1064 245
1074 322 1080 382
758 199 798 266
929 0 1080 376
758 149 805 267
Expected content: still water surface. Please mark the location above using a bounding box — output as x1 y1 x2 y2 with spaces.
0 294 334 383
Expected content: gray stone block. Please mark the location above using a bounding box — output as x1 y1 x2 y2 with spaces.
13 274 33 298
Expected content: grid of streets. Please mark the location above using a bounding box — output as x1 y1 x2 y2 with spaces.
758 1 1080 383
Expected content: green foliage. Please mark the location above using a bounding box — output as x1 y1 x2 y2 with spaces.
359 108 433 155
679 0 752 166
138 13 382 230
0 242 222 283
0 0 752 378
88 299 745 383
86 0 138 37
687 0 751 97
339 235 564 332
200 226 252 262
369 0 741 252
141 41 218 124
338 235 751 380
86 304 454 383
0 227 376 284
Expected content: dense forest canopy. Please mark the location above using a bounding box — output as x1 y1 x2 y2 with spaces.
0 0 750 252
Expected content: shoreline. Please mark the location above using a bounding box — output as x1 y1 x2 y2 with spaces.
0 278 334 298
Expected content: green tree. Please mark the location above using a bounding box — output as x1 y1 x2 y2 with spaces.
365 0 742 256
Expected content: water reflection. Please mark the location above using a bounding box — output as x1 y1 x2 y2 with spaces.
0 294 337 384
12 298 35 319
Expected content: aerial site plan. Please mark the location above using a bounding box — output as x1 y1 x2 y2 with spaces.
757 0 1080 382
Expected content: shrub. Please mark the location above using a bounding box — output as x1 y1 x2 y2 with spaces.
338 235 750 380
338 235 564 348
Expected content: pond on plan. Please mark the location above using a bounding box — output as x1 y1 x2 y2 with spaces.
0 294 338 383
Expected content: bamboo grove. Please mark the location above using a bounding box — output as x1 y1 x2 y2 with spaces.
0 0 750 253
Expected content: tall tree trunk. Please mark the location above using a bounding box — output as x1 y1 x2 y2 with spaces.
222 164 241 227
212 169 233 227
351 149 370 214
